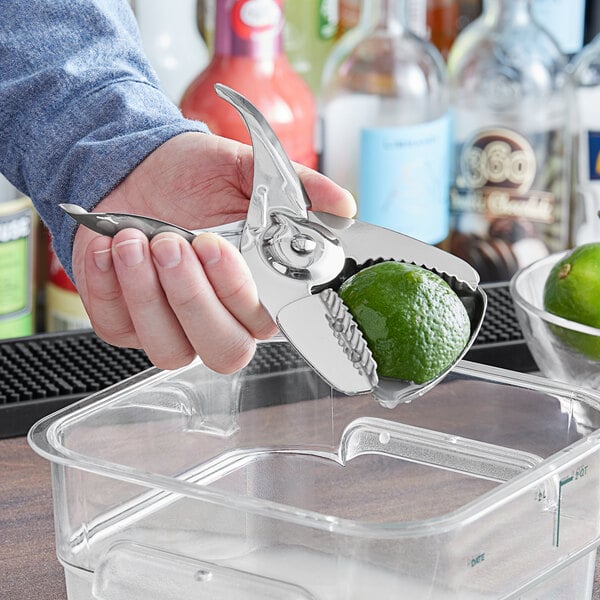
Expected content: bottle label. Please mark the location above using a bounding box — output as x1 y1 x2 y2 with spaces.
46 234 91 332
449 126 569 282
46 282 91 332
221 0 283 58
586 131 600 181
572 129 600 245
570 85 600 245
0 199 35 339
358 114 451 246
318 0 339 40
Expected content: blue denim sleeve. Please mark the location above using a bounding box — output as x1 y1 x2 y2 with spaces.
0 0 209 279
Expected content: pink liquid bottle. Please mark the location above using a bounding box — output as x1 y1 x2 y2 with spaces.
180 0 317 169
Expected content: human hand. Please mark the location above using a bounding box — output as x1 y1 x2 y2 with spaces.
71 132 356 373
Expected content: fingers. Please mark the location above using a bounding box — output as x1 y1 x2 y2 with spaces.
110 229 197 369
294 165 357 218
191 233 278 340
82 234 141 349
80 228 271 373
149 232 263 373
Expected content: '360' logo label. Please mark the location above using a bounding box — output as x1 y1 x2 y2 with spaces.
452 127 556 225
459 128 537 194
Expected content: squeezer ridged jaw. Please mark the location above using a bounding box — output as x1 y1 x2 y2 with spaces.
319 288 378 388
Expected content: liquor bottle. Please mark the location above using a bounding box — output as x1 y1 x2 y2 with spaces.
337 0 361 38
321 0 451 246
406 0 428 38
337 1 428 42
530 0 586 59
447 0 572 282
585 0 600 45
197 0 216 53
180 0 317 169
457 0 481 32
321 2 377 91
134 0 209 104
427 0 460 59
0 197 38 339
45 233 91 333
569 34 600 245
284 0 338 98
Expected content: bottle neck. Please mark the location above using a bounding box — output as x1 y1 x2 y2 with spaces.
482 0 532 26
214 0 284 59
361 0 407 34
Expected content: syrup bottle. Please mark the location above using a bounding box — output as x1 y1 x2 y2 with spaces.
180 0 317 169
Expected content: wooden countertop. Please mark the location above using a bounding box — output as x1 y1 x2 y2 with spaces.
1 436 67 600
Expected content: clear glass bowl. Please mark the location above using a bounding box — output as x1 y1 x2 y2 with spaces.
510 251 600 388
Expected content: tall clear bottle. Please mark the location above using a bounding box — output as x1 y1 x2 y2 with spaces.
569 33 600 245
447 0 571 282
321 0 451 246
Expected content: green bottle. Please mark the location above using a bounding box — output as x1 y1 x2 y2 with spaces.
284 0 339 98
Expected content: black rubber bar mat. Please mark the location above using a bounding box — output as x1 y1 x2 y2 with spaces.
465 282 538 373
0 282 536 438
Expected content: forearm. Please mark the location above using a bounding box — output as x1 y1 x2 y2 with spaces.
0 0 207 278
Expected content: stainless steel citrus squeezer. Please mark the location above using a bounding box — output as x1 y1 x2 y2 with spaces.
61 83 487 400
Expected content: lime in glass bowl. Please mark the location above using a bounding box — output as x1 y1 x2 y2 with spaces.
510 251 600 389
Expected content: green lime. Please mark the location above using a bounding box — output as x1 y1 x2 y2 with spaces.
543 243 600 360
338 261 471 384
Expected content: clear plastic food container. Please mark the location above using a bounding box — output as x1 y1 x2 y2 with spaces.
29 340 600 600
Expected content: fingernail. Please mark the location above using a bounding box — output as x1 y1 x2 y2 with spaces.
344 188 358 216
93 248 112 272
195 233 221 266
114 239 144 267
152 236 182 268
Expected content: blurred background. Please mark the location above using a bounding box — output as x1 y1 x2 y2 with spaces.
2 0 599 341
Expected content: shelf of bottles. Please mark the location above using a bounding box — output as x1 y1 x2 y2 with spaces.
2 0 599 339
